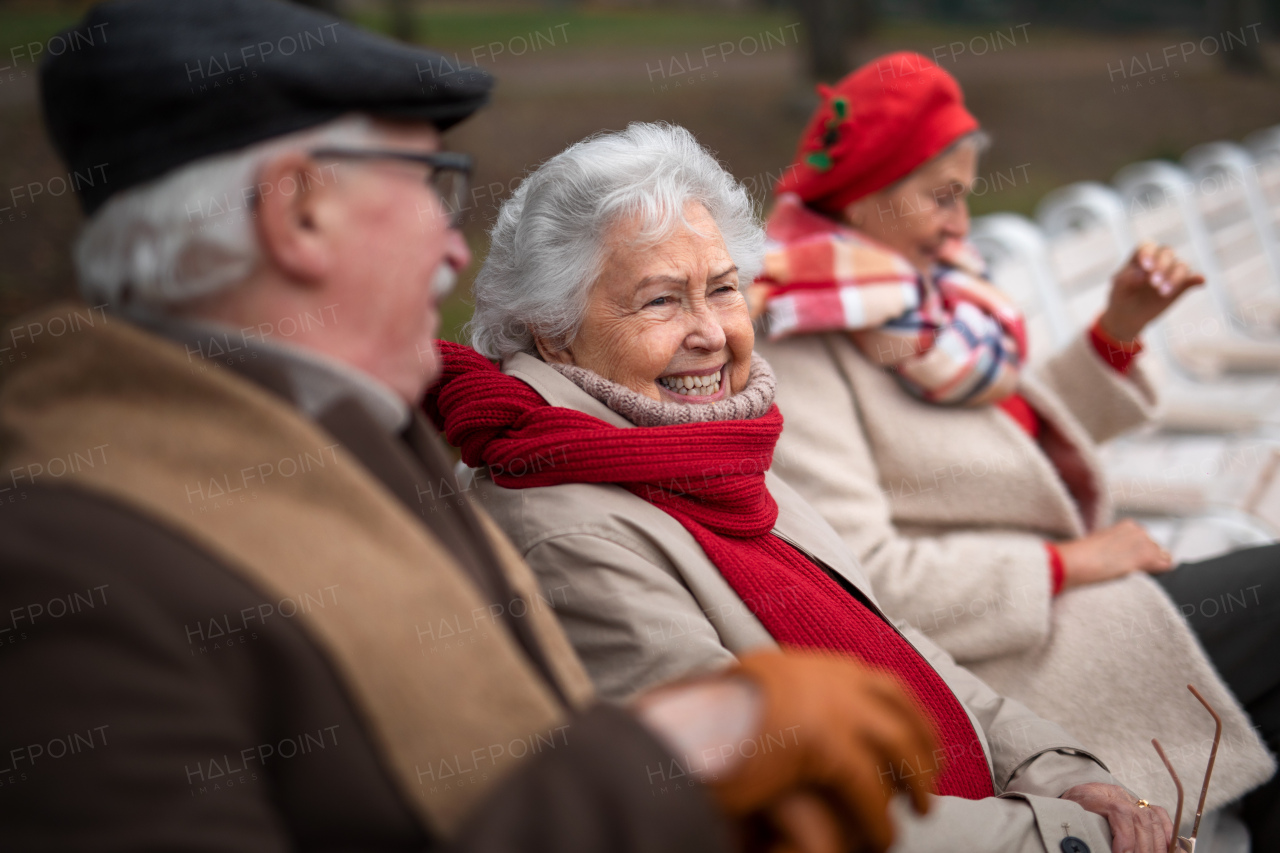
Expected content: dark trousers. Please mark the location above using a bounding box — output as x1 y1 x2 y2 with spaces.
1154 543 1280 847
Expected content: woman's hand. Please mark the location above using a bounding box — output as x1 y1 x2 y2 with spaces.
1060 783 1174 853
1056 520 1174 590
1099 242 1205 343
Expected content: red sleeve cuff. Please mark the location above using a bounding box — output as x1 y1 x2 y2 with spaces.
1089 319 1143 374
1045 543 1065 596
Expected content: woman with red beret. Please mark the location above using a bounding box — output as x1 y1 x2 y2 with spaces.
753 51 1280 843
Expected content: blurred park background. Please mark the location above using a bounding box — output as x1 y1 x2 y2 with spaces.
3 0 1280 339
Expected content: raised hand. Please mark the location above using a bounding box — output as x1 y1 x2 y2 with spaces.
1099 242 1205 343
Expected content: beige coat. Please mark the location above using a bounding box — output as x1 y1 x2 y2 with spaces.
754 331 1274 812
474 352 1131 852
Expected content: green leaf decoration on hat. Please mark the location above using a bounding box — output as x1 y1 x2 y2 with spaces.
805 151 833 171
807 95 850 173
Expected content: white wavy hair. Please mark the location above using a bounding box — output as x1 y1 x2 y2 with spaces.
74 114 381 310
468 122 765 360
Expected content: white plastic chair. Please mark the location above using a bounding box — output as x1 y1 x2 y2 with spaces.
1034 181 1134 344
1113 160 1280 378
967 211 1067 362
1244 122 1280 241
1034 179 1280 431
971 207 1278 531
1182 141 1280 335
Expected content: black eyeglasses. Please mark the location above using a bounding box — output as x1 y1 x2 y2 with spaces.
310 148 473 229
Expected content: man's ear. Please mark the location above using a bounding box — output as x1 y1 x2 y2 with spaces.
253 151 336 285
533 334 573 364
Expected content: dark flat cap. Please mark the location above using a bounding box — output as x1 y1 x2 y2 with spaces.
40 0 494 215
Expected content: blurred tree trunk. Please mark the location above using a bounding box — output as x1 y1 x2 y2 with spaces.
846 0 879 65
1212 0 1267 73
292 0 344 16
388 0 416 43
792 0 877 82
794 0 844 81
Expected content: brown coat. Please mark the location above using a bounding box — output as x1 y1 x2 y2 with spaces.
0 302 726 852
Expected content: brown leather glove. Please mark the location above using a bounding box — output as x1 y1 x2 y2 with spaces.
715 649 938 853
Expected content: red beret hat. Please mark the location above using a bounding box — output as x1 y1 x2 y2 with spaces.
775 51 979 215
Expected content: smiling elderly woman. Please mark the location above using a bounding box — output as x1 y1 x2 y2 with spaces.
425 122 1186 853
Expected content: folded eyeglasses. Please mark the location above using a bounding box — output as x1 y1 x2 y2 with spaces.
1151 684 1223 853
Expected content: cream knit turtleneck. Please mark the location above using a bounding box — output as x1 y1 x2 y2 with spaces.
548 353 777 427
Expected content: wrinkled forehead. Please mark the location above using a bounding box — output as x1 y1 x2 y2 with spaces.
598 203 735 283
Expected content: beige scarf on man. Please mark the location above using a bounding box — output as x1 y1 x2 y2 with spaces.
0 301 595 836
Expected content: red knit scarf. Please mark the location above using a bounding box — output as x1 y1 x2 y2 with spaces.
425 341 994 799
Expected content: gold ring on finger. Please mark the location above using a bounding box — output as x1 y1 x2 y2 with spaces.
1135 799 1150 809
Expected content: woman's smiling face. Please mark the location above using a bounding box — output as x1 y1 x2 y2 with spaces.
538 202 754 403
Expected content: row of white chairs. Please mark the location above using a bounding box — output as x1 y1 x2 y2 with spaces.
969 127 1280 853
970 128 1280 565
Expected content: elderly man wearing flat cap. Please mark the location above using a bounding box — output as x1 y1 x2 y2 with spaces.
0 2 966 851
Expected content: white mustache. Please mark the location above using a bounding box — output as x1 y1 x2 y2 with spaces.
431 265 457 299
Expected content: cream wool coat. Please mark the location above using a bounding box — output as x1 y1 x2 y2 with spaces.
754 331 1274 813
473 353 1133 853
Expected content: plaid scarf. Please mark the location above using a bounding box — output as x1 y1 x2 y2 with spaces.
751 194 1027 406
